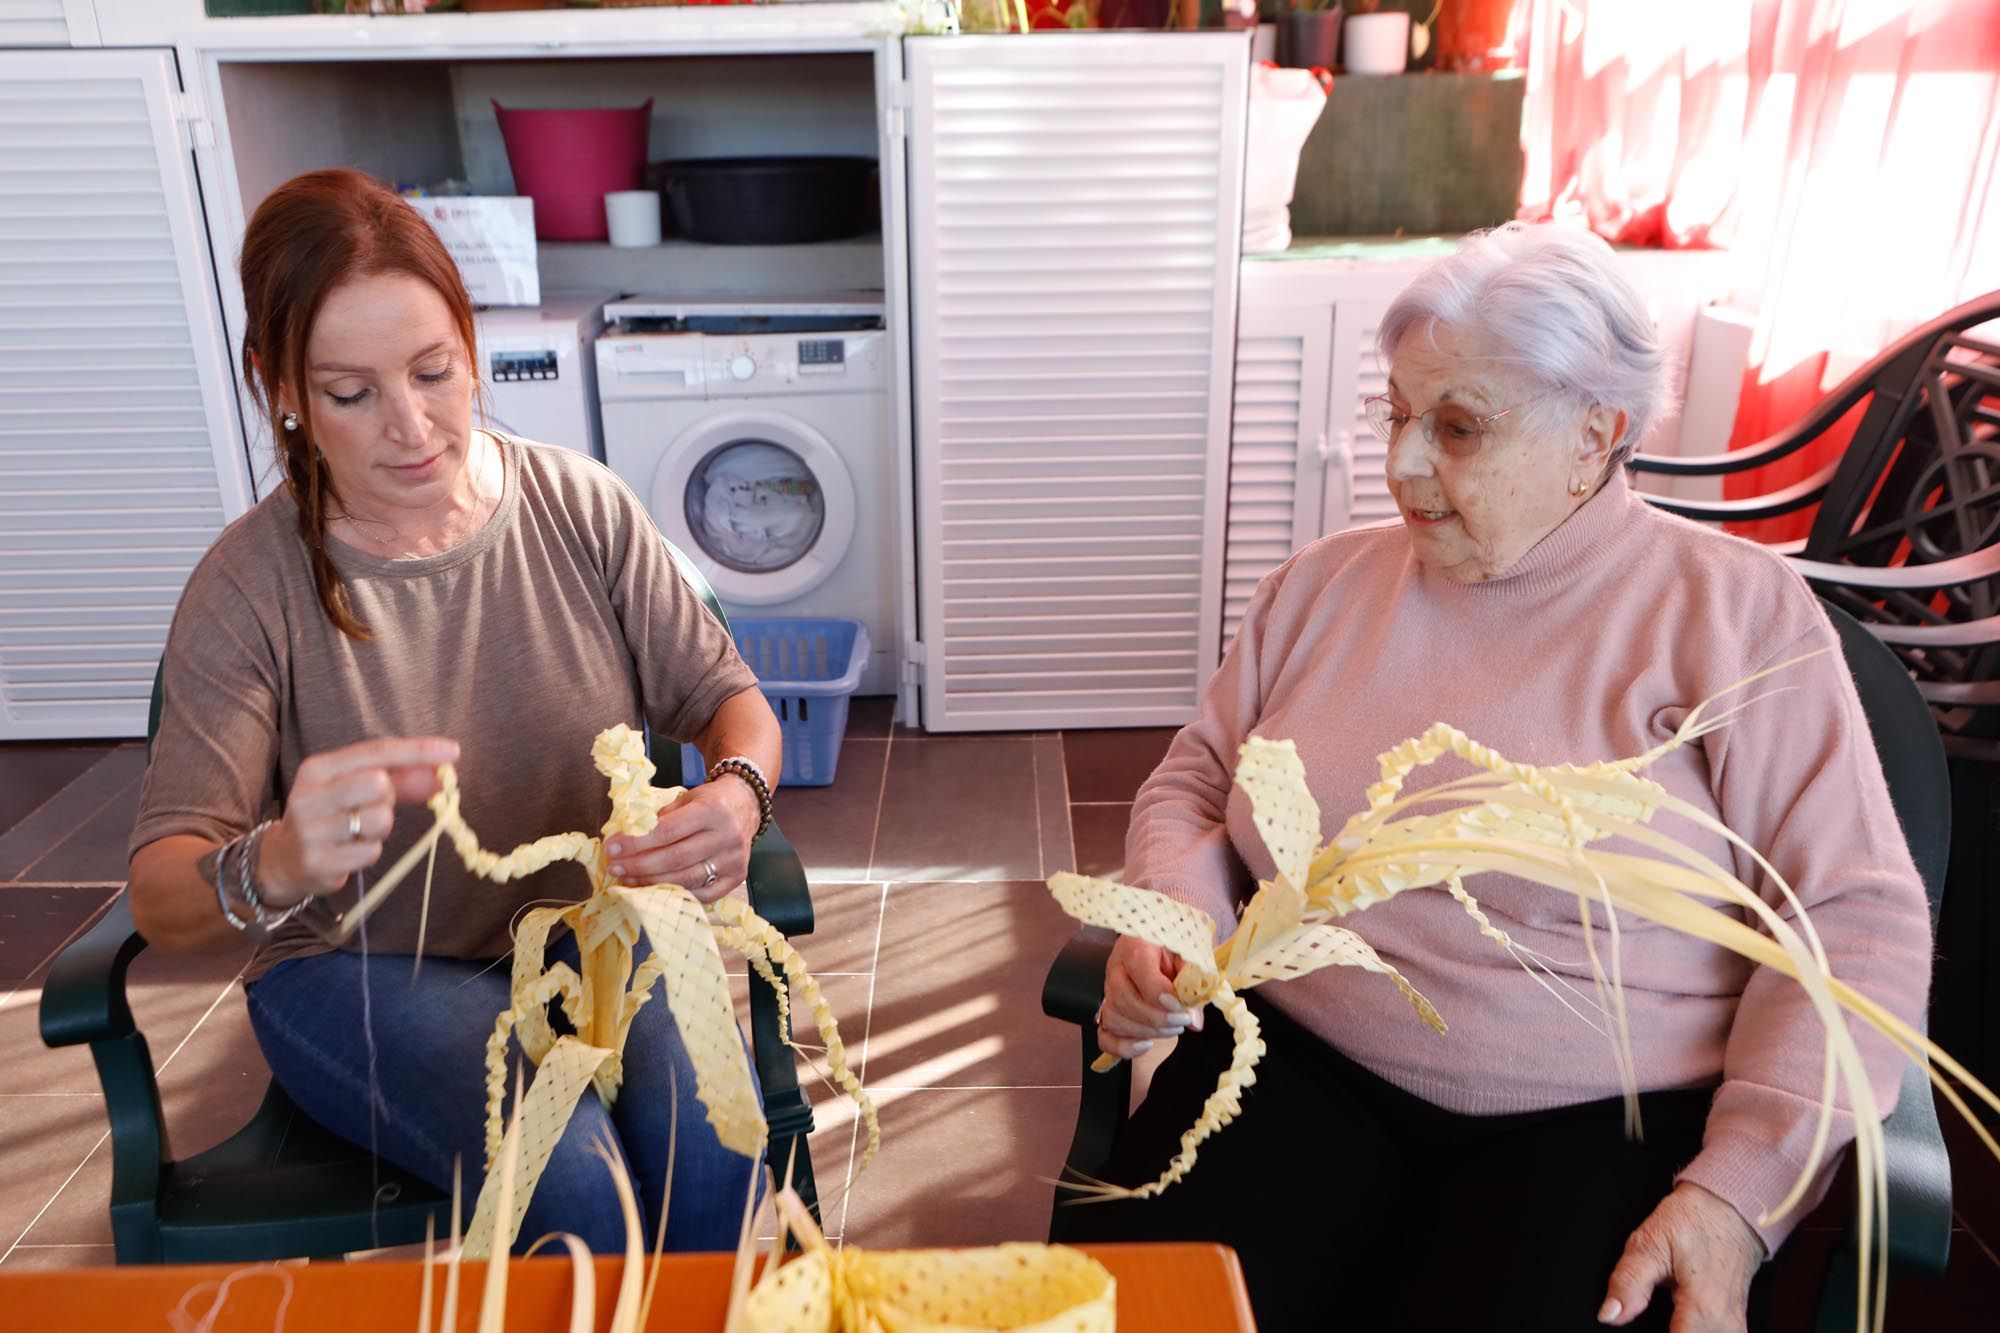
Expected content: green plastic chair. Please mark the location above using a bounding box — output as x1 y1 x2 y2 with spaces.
38 540 820 1263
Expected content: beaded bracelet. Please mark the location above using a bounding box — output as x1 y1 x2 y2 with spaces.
709 755 773 843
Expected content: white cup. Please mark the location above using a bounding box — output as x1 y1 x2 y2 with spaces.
604 189 662 248
1344 12 1411 75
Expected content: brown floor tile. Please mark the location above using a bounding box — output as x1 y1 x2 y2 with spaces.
839 1087 1078 1248
773 741 886 883
0 746 147 883
0 885 117 978
13 767 148 884
868 882 1081 1090
844 697 896 740
788 881 882 975
0 1244 117 1269
871 740 1040 882
0 939 249 1098
1059 729 1177 804
0 743 117 841
0 1093 106 1247
23 987 268 1247
1032 735 1073 879
1068 804 1131 879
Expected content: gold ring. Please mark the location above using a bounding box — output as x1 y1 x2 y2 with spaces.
346 810 363 842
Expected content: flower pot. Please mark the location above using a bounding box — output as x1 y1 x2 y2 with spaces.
493 99 653 242
1435 0 1522 71
1279 9 1343 71
1343 11 1410 75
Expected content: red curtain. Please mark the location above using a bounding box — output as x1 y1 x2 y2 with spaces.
1518 0 2000 542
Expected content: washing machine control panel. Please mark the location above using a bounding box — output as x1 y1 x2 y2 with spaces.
598 328 886 401
702 331 886 394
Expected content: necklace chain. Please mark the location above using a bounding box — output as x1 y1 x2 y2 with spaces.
332 434 498 560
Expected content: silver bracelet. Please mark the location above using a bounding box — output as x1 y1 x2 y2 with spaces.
213 821 306 933
213 835 251 931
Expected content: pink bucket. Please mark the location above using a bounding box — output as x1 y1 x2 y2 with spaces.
493 98 653 242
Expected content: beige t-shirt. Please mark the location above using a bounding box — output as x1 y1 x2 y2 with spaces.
130 435 758 982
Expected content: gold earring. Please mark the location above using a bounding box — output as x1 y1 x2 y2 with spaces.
1569 477 1590 496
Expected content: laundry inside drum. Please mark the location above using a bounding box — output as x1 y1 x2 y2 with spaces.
685 439 826 574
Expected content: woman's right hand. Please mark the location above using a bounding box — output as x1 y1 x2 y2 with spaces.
258 737 459 907
1098 933 1204 1060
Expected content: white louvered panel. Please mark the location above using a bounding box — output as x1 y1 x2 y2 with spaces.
909 33 1246 729
0 0 68 46
1221 303 1333 653
0 51 252 738
1340 301 1402 529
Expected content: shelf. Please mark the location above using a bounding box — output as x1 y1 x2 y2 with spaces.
536 233 885 298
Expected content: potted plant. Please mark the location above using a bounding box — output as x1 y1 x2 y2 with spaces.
1278 0 1341 71
1343 0 1411 74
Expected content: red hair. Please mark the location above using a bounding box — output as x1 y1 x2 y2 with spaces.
238 167 480 640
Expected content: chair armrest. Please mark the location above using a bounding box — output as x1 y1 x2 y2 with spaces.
746 822 813 939
1790 544 2000 591
1635 463 1839 523
1879 1056 1953 1277
1043 927 1115 1026
39 891 147 1048
1863 614 2000 650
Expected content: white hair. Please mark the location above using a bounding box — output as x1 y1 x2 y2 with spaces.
1377 222 1673 466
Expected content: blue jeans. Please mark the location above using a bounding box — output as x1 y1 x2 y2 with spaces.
244 937 759 1254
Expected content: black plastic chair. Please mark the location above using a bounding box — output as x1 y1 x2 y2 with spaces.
38 541 822 1264
1040 600 1952 1329
1628 291 2000 758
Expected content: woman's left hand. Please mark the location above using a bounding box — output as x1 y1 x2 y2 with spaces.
1599 1181 1764 1331
603 778 761 903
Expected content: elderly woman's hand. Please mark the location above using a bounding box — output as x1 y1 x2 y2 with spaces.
1097 934 1204 1059
1599 1182 1763 1331
260 736 460 907
604 777 760 903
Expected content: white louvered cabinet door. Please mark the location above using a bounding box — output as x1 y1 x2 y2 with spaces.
0 50 251 739
907 32 1248 731
1321 266 1431 537
0 0 82 47
1220 303 1331 655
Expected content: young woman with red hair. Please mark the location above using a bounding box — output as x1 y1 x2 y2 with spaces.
125 168 782 1255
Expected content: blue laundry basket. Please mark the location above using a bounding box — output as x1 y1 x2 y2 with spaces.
681 617 871 789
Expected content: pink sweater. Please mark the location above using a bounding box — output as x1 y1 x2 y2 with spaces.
1126 471 1932 1252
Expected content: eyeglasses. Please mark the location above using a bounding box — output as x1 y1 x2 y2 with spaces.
1364 394 1516 459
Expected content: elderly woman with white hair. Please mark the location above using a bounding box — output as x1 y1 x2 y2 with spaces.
1053 224 1932 1332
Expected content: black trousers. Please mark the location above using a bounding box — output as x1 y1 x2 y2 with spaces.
1052 994 1772 1333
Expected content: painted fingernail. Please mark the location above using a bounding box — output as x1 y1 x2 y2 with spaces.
609 862 627 877
1130 1040 1154 1053
1597 1299 1621 1323
607 840 624 856
1156 992 1181 1009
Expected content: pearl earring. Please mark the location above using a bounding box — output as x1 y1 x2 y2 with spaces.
282 411 299 432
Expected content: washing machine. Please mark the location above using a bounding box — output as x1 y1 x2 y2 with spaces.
596 295 897 695
473 291 613 458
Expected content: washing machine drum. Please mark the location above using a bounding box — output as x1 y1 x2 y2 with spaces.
654 410 857 606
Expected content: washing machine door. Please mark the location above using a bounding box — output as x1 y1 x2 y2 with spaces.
654 408 858 606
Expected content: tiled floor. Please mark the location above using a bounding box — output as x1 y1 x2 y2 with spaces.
1 701 1995 1328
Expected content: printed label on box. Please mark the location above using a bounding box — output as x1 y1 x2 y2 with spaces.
411 196 539 307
